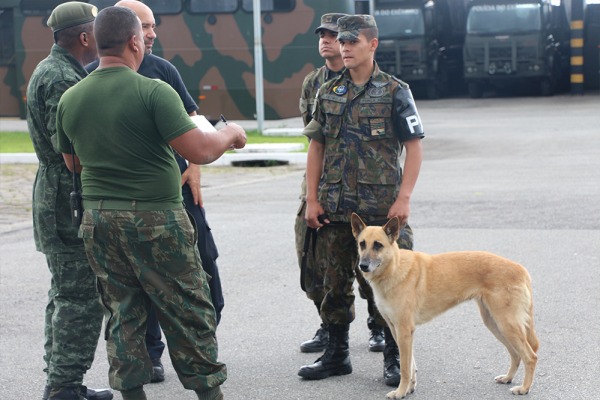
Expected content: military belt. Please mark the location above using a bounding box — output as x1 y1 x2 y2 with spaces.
83 199 182 211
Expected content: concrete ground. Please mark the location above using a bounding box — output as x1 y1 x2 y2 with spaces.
1 93 599 399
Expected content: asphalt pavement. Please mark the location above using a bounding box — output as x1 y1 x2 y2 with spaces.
1 93 599 400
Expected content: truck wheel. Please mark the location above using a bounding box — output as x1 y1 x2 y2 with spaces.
426 82 440 100
468 82 482 98
540 79 554 96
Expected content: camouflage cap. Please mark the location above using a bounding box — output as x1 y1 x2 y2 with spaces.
47 1 98 33
314 13 347 34
337 14 377 41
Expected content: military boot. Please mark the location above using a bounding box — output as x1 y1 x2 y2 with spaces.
43 385 113 400
298 324 352 380
300 323 329 353
383 327 400 387
47 386 85 400
366 304 385 352
120 386 147 400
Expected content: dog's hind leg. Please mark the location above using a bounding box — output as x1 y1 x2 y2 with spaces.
482 295 538 395
476 299 520 385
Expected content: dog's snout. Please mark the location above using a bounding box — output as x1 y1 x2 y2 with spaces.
359 262 369 272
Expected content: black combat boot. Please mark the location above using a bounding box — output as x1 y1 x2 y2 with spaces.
383 327 400 387
366 304 385 352
298 324 352 380
47 387 85 400
300 323 329 353
45 386 113 400
150 358 165 383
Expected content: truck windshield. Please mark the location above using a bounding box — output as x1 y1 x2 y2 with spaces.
374 8 424 38
466 4 541 34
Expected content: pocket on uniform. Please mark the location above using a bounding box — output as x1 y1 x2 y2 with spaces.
137 225 167 242
322 100 345 139
319 176 342 215
356 183 397 217
53 253 97 297
359 104 393 141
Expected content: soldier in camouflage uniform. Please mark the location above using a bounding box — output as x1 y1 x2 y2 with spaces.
55 7 246 400
297 15 424 386
296 13 386 355
25 3 113 400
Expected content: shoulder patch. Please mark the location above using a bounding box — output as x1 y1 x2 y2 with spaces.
332 85 348 95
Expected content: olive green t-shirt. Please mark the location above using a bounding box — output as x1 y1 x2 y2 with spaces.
57 67 197 205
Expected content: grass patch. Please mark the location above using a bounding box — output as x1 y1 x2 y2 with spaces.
0 130 307 153
0 132 34 153
243 130 307 152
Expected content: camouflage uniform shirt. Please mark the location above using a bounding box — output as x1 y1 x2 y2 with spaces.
26 44 87 254
306 62 424 222
299 65 344 127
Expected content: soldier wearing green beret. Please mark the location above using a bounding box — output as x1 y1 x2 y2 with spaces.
296 12 386 356
298 14 424 388
26 2 113 400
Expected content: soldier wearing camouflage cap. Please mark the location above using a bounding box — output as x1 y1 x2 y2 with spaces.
298 14 424 390
26 2 112 400
296 12 386 358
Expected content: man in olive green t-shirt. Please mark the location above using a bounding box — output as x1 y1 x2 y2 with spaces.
56 7 246 400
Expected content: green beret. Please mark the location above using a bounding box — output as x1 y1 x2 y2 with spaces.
47 1 98 33
337 14 378 41
314 13 348 34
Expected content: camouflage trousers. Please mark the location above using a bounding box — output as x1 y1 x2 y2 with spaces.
79 207 227 392
317 221 413 326
295 200 384 328
44 252 104 387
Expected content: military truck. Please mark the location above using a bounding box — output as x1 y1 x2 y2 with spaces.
463 0 571 97
371 0 468 99
583 2 600 89
0 0 357 120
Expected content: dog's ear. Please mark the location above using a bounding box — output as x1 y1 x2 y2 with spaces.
351 213 367 239
383 217 401 243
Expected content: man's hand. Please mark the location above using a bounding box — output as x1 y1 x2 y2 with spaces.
387 196 410 226
305 199 328 229
181 163 202 207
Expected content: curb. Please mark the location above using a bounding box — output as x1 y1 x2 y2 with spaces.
0 152 308 166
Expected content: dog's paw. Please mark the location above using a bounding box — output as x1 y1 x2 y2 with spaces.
495 374 513 384
509 385 529 395
386 388 410 399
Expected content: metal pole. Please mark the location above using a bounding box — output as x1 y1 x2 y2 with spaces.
253 0 265 132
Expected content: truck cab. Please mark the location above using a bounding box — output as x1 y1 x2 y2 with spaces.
373 0 466 98
463 0 570 97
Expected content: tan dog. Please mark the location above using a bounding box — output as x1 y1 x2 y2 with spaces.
351 213 539 399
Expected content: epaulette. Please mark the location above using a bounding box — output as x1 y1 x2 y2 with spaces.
391 75 410 89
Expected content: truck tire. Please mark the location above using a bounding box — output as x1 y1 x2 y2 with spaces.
426 82 440 99
540 78 554 96
468 82 483 98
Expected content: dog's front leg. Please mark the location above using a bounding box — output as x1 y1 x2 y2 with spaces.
386 323 415 399
409 356 417 393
